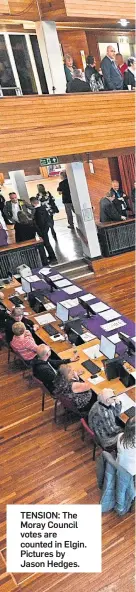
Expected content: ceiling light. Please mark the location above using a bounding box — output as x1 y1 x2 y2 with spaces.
118 19 129 27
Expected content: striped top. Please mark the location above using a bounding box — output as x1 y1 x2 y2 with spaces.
11 330 37 360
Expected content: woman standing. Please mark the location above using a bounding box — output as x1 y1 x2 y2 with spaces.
85 55 104 92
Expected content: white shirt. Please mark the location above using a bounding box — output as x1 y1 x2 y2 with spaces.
12 202 20 222
117 433 136 476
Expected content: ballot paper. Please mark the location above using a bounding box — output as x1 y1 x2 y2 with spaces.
54 279 71 288
26 275 39 283
34 313 55 325
88 376 105 385
91 302 109 313
44 303 55 311
115 393 136 413
80 293 96 302
109 333 121 344
81 332 96 342
100 319 126 332
99 309 121 321
84 344 102 359
60 298 79 309
49 274 63 282
15 287 25 295
63 285 82 295
39 268 50 276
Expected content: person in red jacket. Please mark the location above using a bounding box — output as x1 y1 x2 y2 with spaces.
11 322 38 361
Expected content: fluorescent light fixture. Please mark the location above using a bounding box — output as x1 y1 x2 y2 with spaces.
118 19 129 27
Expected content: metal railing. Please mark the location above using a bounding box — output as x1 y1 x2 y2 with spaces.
0 86 22 97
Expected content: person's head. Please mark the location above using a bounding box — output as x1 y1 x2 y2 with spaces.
127 57 136 71
12 321 25 337
30 197 39 208
59 364 79 382
37 343 51 361
115 53 124 67
107 45 116 60
9 192 18 203
99 388 116 407
106 192 116 202
86 55 96 68
18 210 29 224
121 417 135 449
64 54 73 69
60 170 67 180
0 290 4 301
12 307 23 322
37 184 45 194
73 68 84 81
111 180 119 192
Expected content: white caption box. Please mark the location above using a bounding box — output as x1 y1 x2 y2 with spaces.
7 504 101 574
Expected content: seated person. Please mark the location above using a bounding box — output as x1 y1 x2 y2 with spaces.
11 322 38 361
67 69 91 93
53 365 93 413
0 290 6 331
117 417 136 476
100 193 126 223
5 307 37 344
88 389 122 448
32 343 79 394
109 180 132 218
15 211 36 243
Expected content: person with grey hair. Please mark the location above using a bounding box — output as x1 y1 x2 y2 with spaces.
57 171 74 228
5 306 37 344
64 54 76 83
88 389 122 449
32 344 79 394
101 45 123 90
66 69 91 93
123 57 136 90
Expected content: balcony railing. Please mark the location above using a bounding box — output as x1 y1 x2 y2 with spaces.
0 86 22 97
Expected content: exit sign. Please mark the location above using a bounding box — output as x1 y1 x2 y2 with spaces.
40 157 58 166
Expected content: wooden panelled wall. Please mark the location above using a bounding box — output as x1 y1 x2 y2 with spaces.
0 92 134 164
58 29 89 69
64 0 135 20
84 157 122 223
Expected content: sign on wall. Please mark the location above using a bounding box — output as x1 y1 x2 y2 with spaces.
40 157 58 166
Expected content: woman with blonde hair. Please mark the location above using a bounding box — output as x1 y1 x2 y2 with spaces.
11 322 38 361
53 364 93 413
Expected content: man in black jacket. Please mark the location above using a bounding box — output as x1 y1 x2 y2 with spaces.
30 197 57 263
4 192 33 224
57 171 74 228
101 46 123 91
109 180 132 218
67 69 91 93
100 194 126 223
33 343 79 394
5 307 37 344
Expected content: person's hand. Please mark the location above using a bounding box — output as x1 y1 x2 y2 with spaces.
121 216 126 220
70 352 80 362
33 324 38 331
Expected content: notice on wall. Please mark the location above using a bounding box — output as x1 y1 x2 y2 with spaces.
7 504 101 573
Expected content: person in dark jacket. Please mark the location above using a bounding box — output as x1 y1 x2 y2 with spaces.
131 182 136 214
101 45 123 90
67 69 91 93
64 54 76 83
32 343 79 394
30 197 57 263
85 55 104 92
15 210 36 243
108 180 132 218
123 57 136 90
100 194 126 223
57 171 74 228
88 389 122 448
36 184 58 241
0 291 7 331
5 306 37 344
4 192 33 224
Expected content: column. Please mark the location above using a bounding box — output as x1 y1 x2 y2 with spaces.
36 21 66 95
66 162 101 259
9 170 30 204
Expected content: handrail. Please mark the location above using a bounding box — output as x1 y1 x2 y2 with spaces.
0 86 22 97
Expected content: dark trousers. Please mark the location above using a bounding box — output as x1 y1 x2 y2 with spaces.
41 229 56 260
49 218 57 241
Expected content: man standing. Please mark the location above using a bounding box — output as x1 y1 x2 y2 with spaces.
115 53 127 76
57 171 74 229
36 184 58 241
30 197 57 263
101 46 123 90
4 192 33 224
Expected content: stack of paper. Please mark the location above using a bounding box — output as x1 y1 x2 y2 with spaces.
99 309 121 321
34 313 55 325
100 319 126 332
91 302 109 313
80 293 96 302
55 279 71 288
116 393 136 413
39 268 51 276
49 274 63 281
15 287 25 295
60 298 79 309
64 285 82 295
84 344 102 359
26 275 40 282
81 332 96 342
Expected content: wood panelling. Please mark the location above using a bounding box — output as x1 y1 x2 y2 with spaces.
8 0 38 20
58 29 89 68
0 0 9 14
64 0 135 21
84 159 112 222
0 92 134 164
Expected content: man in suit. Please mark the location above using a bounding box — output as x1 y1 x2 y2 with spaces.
30 197 57 263
109 180 132 218
100 193 126 223
4 192 33 224
67 69 91 93
101 46 123 90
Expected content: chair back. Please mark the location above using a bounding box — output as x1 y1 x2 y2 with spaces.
81 417 95 438
58 393 81 416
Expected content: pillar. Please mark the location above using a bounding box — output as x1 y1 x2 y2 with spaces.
9 170 30 204
66 162 101 259
36 21 66 95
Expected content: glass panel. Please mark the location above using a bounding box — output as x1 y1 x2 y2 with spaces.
30 35 49 94
10 34 37 95
0 34 16 95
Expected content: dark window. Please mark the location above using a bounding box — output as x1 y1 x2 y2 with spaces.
10 35 37 95
0 34 16 95
30 35 48 94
